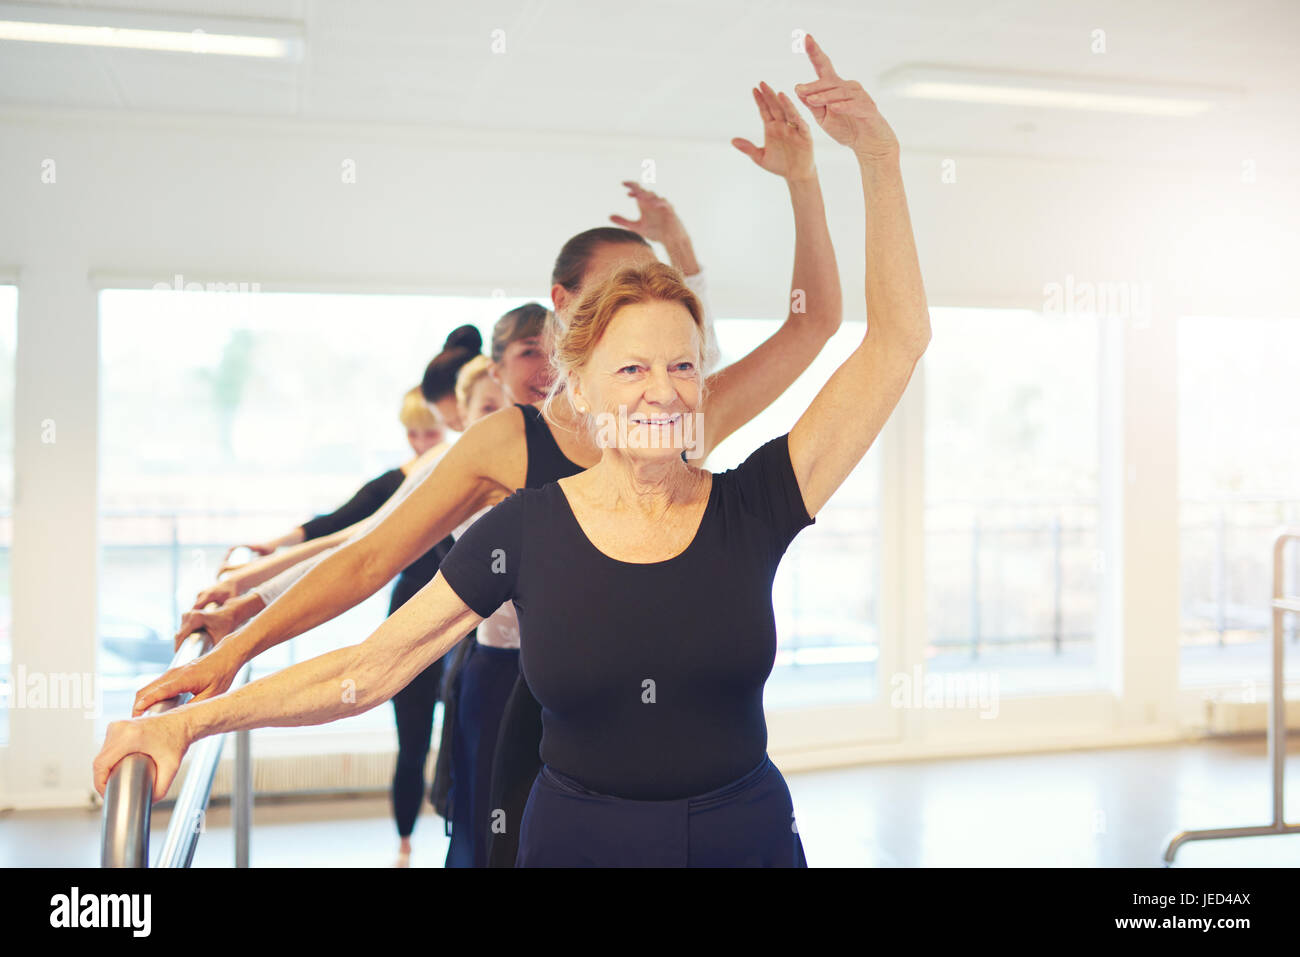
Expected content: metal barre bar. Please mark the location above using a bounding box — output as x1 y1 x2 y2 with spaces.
153 660 253 868
1161 525 1300 864
100 630 212 868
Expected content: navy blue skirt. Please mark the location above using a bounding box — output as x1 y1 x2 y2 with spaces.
516 755 807 867
445 643 521 868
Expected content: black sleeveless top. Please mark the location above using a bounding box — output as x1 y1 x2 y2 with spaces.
399 404 579 614
519 403 584 488
392 409 574 613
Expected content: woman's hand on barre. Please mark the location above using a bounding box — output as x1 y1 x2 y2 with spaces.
191 580 238 610
219 542 274 574
133 641 243 716
93 712 191 804
173 591 264 650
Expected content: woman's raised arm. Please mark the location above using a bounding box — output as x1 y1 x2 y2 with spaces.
98 573 483 802
786 35 932 518
698 79 844 457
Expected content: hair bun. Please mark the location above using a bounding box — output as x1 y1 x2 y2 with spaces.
443 324 483 354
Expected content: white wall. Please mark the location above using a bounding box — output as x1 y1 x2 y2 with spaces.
2 105 1297 806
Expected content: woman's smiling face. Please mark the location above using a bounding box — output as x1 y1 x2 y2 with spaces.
570 300 704 461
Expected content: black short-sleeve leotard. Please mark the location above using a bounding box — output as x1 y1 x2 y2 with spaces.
300 468 406 540
439 432 814 801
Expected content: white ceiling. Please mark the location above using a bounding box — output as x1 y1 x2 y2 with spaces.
1 0 1297 167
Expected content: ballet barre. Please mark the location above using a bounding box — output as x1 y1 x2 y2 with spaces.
1162 524 1300 864
100 629 253 867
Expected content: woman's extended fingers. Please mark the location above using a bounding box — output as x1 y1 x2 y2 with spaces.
752 85 776 125
793 77 841 97
734 82 814 179
789 36 897 157
173 607 229 650
131 654 225 716
92 723 154 798
803 32 838 80
775 90 806 130
621 180 659 203
192 581 234 610
802 84 866 107
174 610 200 650
730 136 762 164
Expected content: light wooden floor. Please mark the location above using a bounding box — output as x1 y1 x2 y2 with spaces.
3 737 1297 867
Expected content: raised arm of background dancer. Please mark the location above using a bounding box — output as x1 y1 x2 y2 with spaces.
612 181 701 275
100 573 484 802
611 182 720 369
131 410 517 714
697 81 843 457
786 34 930 517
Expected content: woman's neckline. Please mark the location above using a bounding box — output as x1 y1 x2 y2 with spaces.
553 471 717 567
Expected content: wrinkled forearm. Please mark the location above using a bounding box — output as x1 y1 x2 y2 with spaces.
176 644 367 744
786 172 842 335
858 154 930 348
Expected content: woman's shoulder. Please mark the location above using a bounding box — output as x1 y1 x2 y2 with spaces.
462 403 529 447
482 482 551 519
709 433 811 529
712 433 795 484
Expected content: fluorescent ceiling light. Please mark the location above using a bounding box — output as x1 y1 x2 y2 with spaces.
0 4 302 59
880 65 1236 117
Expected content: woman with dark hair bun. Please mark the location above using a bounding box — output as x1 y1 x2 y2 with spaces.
422 324 484 431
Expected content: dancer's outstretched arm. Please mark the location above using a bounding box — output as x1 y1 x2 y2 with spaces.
700 80 843 457
98 574 483 802
784 35 931 516
131 406 525 713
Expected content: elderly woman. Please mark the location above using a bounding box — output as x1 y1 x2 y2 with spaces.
98 35 921 866
127 76 841 731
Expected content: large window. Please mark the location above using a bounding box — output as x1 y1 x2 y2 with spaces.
1178 316 1300 686
924 307 1103 694
97 288 541 741
0 287 14 746
708 319 883 708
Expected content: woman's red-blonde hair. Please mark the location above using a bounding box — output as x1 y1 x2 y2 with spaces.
544 261 706 419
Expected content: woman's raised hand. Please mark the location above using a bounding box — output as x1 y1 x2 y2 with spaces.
731 80 815 181
793 34 899 162
609 181 689 246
